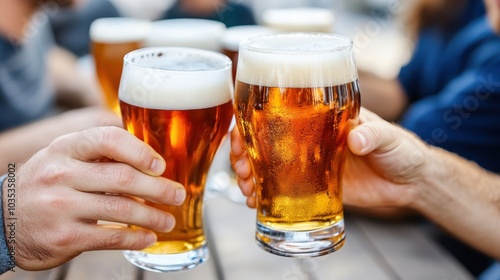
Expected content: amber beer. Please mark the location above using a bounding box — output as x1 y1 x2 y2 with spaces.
235 33 360 257
119 47 233 272
90 18 151 114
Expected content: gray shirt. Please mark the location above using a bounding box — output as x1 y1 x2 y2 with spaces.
0 15 55 132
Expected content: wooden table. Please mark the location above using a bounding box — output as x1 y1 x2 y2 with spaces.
0 193 473 280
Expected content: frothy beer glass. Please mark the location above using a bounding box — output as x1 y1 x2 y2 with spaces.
119 47 233 272
235 33 360 257
90 18 151 114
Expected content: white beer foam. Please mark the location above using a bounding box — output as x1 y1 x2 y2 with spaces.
90 18 151 43
237 33 358 88
119 48 233 110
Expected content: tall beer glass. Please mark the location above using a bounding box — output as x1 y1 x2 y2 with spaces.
90 18 151 114
119 47 233 272
235 33 360 257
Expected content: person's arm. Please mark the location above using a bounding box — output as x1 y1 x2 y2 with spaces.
0 175 14 274
346 109 500 260
1 127 186 271
413 146 500 260
0 107 119 174
48 46 104 108
231 108 500 259
358 69 408 121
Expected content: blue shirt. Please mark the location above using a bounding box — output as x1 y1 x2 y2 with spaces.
163 1 256 27
398 16 500 173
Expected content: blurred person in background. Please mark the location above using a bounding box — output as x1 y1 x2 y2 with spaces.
231 0 500 276
357 0 500 274
162 0 256 27
360 0 500 174
49 0 120 57
0 0 115 174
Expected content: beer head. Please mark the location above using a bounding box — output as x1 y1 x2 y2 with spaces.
119 47 233 110
90 17 151 44
144 19 226 51
262 8 334 33
237 33 358 88
221 25 277 52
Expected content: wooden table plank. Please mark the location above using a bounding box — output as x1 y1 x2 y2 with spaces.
0 267 61 280
312 214 399 280
353 216 474 280
142 241 220 280
64 250 138 280
205 196 400 280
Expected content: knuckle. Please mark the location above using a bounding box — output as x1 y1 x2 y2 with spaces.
104 197 133 218
145 209 166 230
157 180 176 202
97 127 122 152
54 227 81 247
39 191 70 211
106 231 126 249
116 165 136 188
137 144 154 169
38 163 68 185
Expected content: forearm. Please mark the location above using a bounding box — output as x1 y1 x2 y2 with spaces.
48 47 104 108
0 107 121 173
358 70 408 121
412 146 500 259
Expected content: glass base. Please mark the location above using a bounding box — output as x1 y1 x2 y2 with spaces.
256 220 345 258
123 245 208 273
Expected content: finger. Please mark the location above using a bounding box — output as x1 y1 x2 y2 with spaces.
233 157 252 180
51 127 166 176
230 127 246 156
246 196 256 209
82 224 158 251
73 161 186 206
76 192 175 233
237 176 254 197
348 119 400 156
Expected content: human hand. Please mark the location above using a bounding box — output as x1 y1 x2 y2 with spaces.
2 127 186 270
230 108 430 209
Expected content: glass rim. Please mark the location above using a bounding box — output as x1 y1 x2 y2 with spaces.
123 47 232 72
239 32 352 54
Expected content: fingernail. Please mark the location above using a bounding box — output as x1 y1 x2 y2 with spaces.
151 158 165 175
164 216 175 232
175 187 186 205
355 131 368 153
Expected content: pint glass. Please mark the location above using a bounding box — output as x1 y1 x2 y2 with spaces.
234 33 360 257
119 47 233 272
90 18 151 114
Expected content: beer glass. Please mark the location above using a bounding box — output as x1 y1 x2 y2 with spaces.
144 19 226 51
90 18 151 114
262 8 334 32
119 47 233 272
234 33 360 257
221 25 277 83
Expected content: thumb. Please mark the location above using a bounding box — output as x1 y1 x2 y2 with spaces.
348 120 400 156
